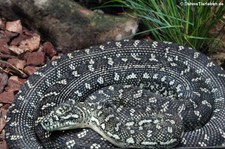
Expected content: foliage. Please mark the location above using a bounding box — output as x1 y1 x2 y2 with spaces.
103 0 225 51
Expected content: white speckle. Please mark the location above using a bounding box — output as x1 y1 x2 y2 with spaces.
97 77 104 84
66 140 76 148
85 48 90 54
143 72 150 79
126 121 135 127
147 130 152 137
90 117 100 125
168 127 173 133
88 65 95 72
67 53 74 59
99 45 105 50
56 79 67 85
131 53 141 61
105 114 114 121
133 40 140 47
161 76 167 82
153 74 158 79
138 119 152 126
108 57 114 65
149 54 158 62
178 46 184 51
72 71 80 77
198 142 207 146
75 90 82 97
201 100 212 108
69 64 76 70
130 130 135 134
194 52 200 58
90 143 101 149
160 139 177 145
85 83 92 89
141 141 157 145
133 90 143 98
194 110 200 116
126 73 137 79
121 58 128 62
77 130 87 138
101 123 105 130
107 132 120 140
89 59 95 64
152 41 158 48
115 42 122 47
148 97 157 103
114 72 120 81
126 137 135 144
115 122 122 131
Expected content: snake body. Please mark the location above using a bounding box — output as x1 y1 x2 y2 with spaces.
5 40 225 148
41 84 184 148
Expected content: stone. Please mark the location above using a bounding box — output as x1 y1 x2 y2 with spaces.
0 117 6 132
0 73 8 93
0 18 5 30
25 52 45 66
6 20 22 33
10 34 29 46
5 76 25 92
0 45 11 55
8 45 26 55
7 58 26 70
0 91 14 103
19 33 40 52
0 140 7 149
24 66 39 75
42 41 57 58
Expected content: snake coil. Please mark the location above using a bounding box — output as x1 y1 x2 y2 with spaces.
5 40 225 148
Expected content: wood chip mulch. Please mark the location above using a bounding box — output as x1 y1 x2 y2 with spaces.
0 18 60 149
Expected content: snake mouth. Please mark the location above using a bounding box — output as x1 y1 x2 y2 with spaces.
41 119 77 131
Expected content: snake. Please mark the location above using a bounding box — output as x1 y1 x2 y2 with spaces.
41 84 184 148
5 39 225 149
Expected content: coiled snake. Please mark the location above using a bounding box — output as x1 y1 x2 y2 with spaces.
5 40 225 148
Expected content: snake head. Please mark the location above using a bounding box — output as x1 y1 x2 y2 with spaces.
41 102 86 131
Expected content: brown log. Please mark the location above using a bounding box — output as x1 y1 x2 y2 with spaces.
0 0 138 53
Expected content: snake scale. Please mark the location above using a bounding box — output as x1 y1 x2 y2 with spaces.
5 39 225 149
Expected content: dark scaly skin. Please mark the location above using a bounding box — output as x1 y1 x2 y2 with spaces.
41 85 184 149
5 40 225 148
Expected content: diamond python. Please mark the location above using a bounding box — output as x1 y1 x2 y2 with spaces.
41 84 184 148
5 40 225 148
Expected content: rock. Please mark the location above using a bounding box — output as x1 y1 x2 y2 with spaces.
19 33 40 52
0 18 6 30
42 42 57 58
7 58 26 70
6 20 22 33
0 31 10 45
0 140 7 149
0 117 6 132
10 34 29 46
0 91 14 103
25 51 45 66
8 45 26 55
24 66 39 75
0 108 7 118
5 76 25 92
5 30 19 39
0 73 8 93
0 45 11 55
2 104 11 110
